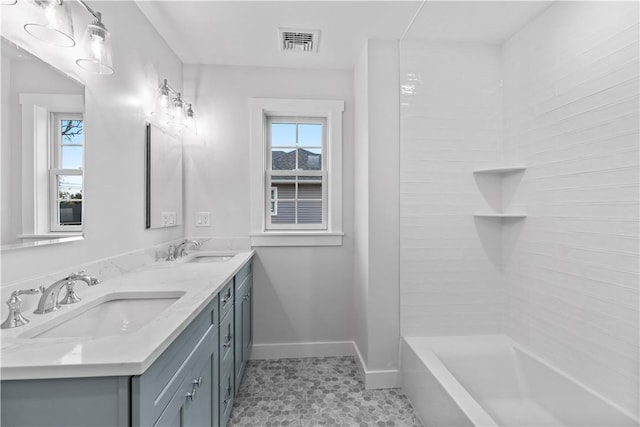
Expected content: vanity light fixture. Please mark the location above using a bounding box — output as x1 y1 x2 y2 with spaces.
24 0 75 47
75 9 114 75
151 79 197 132
22 0 115 75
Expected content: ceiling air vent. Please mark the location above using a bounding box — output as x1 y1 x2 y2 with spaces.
278 28 320 53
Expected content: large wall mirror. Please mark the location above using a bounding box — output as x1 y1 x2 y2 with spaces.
145 123 183 229
1 37 85 250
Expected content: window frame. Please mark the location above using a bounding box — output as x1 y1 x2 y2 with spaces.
19 94 84 238
249 98 344 247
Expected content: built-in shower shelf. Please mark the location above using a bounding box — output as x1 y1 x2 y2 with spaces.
473 166 527 174
474 213 527 218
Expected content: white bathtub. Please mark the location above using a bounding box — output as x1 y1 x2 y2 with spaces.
401 335 638 427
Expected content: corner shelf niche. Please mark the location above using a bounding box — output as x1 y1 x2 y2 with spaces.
473 166 526 175
472 165 527 271
473 213 527 218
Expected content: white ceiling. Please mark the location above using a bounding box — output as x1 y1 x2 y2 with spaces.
136 1 553 70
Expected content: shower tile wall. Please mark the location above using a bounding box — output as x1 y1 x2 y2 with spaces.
399 42 506 336
502 1 639 417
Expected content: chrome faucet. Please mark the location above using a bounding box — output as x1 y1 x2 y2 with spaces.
176 240 201 258
34 271 101 314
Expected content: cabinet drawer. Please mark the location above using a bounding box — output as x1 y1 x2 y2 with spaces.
132 295 218 426
219 355 234 427
235 260 252 290
219 309 234 366
219 279 234 320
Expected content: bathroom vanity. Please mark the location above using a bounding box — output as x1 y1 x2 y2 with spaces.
0 251 254 427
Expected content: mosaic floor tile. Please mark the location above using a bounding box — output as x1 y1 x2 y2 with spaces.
229 356 422 427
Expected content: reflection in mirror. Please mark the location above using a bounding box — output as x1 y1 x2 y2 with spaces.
1 37 85 250
145 123 183 229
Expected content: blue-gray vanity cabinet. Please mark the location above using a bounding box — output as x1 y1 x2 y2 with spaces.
132 294 220 427
234 261 253 393
0 376 130 427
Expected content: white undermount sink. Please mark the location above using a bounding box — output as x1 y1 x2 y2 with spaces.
21 291 185 339
183 252 236 263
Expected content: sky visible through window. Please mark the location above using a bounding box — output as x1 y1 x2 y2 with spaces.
59 119 83 197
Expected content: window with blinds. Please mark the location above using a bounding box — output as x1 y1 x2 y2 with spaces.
266 117 327 230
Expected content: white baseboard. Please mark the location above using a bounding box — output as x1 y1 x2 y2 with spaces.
250 341 401 390
250 341 355 360
352 342 401 389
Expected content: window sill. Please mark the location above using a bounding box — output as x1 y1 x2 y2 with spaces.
250 232 343 247
18 233 82 240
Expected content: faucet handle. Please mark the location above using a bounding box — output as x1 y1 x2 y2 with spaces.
67 270 86 279
1 288 40 329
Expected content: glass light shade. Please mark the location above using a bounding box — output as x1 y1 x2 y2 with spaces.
151 80 174 122
185 104 197 135
168 94 186 129
24 0 75 47
2 0 18 5
76 19 114 75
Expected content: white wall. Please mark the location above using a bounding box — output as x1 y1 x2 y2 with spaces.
502 1 639 416
399 41 506 336
353 44 370 366
1 1 184 284
182 64 355 347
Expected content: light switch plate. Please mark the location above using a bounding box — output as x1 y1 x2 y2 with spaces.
161 211 177 227
195 211 210 227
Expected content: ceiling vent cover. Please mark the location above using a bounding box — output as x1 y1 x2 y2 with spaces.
279 28 320 53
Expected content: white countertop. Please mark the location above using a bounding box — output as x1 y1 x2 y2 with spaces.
0 250 254 380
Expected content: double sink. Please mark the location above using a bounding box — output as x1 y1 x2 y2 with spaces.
17 251 237 340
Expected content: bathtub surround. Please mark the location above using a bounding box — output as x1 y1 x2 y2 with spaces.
502 1 640 417
400 0 639 419
400 41 506 336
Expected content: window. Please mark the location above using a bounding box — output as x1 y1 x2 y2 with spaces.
250 99 344 246
19 94 84 238
267 118 326 229
50 113 83 231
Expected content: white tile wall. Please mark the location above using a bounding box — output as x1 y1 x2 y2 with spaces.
502 1 639 417
399 42 506 336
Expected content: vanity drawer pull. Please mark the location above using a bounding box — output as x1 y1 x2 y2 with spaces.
221 290 232 304
223 335 233 348
186 377 202 401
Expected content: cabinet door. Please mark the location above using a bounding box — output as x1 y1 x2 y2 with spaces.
154 353 214 427
183 356 212 427
219 356 234 427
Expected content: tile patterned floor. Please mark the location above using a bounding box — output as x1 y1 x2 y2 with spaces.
229 356 422 427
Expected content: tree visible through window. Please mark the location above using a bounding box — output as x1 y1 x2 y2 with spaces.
267 118 326 229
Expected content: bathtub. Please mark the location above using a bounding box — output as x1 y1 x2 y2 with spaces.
401 335 638 427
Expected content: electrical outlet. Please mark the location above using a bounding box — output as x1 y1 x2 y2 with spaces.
195 211 210 227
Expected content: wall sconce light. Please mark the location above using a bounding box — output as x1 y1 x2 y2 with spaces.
151 79 197 133
75 10 114 75
22 0 114 75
